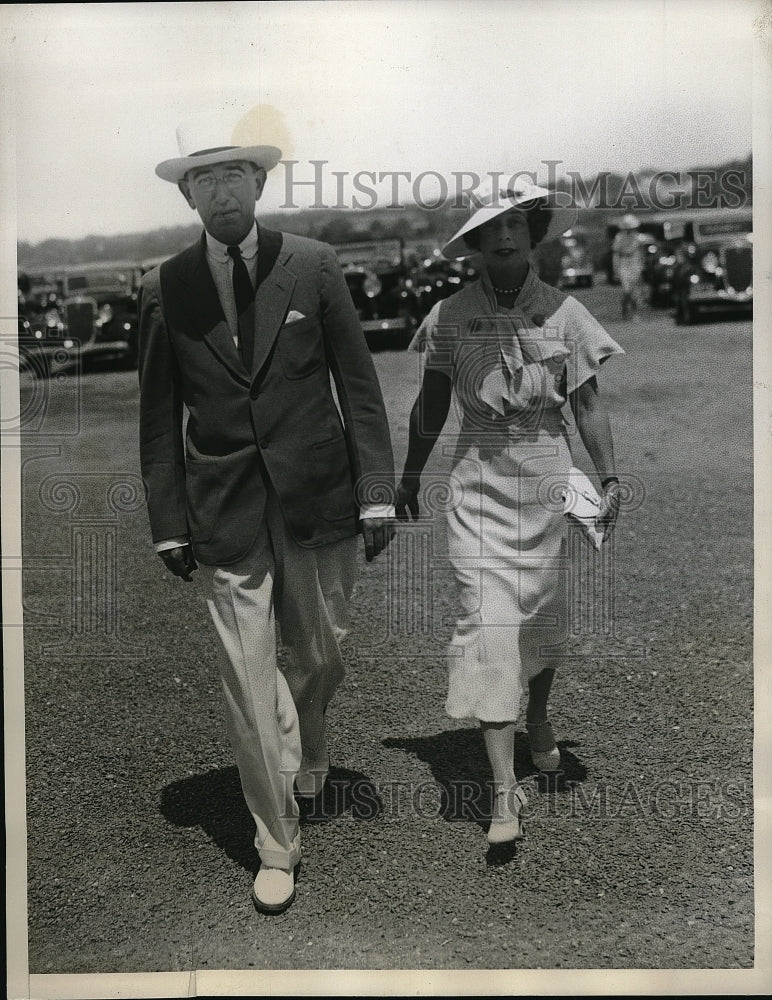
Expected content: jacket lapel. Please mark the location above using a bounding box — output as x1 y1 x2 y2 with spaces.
181 234 247 380
250 228 296 377
172 226 296 382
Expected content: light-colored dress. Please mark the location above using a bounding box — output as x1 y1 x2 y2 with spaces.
612 230 644 292
410 267 623 722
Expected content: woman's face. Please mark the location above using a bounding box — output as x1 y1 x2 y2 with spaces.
476 209 531 283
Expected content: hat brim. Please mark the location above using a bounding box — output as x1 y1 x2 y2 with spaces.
155 145 283 183
442 198 578 259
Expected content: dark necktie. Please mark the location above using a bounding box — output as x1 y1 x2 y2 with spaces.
227 245 255 369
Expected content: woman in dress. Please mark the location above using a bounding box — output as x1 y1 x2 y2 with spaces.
612 213 644 319
396 180 624 844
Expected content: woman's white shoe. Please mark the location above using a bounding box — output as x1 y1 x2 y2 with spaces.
526 720 561 772
487 784 527 844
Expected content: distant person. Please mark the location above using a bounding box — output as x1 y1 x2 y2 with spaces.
138 106 395 914
612 213 643 319
396 178 623 844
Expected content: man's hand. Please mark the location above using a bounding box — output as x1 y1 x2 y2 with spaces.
159 544 198 581
395 479 420 522
360 517 396 562
595 481 621 542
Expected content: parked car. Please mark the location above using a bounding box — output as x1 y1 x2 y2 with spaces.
333 239 421 348
556 227 593 288
604 211 698 303
671 208 753 325
636 211 702 306
19 260 142 372
409 253 478 314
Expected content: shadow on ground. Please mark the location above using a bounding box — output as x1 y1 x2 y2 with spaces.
160 764 382 873
383 727 589 864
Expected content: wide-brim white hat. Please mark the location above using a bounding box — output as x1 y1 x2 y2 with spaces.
155 106 284 183
442 179 577 259
618 213 641 230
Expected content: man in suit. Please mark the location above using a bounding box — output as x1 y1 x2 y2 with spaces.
138 111 395 914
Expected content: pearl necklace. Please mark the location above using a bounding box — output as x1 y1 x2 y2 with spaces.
492 284 521 296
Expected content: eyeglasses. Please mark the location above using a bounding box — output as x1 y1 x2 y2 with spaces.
189 169 251 194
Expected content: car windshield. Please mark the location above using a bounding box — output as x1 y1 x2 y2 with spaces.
638 224 665 240
694 219 752 239
335 241 402 270
66 270 134 292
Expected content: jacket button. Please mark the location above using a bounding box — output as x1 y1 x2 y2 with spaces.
259 438 269 449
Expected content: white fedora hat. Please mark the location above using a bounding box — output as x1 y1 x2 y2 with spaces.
442 177 577 259
155 105 284 183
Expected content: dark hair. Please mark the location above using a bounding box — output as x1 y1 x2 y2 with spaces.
463 199 553 251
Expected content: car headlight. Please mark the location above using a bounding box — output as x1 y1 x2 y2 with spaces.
96 304 113 327
363 274 382 299
701 251 719 274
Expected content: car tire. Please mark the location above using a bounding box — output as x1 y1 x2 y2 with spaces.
675 292 697 326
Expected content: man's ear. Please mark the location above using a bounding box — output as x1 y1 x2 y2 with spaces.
254 167 267 203
178 179 196 209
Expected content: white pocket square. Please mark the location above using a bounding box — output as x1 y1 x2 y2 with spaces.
285 310 307 323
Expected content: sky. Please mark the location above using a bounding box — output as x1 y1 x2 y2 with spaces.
2 0 758 244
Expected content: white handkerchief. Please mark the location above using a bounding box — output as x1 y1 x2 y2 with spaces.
563 466 604 550
285 310 307 323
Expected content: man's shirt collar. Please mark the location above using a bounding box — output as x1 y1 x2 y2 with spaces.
205 220 259 262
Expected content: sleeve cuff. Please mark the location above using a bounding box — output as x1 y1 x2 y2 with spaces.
360 504 396 520
154 536 190 553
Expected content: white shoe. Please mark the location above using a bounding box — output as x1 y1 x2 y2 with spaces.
526 720 562 772
251 864 298 914
487 784 527 844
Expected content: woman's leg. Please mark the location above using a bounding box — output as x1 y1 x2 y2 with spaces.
481 720 517 789
525 667 561 771
526 667 555 724
481 720 526 842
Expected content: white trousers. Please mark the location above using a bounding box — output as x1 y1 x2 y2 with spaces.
199 487 357 869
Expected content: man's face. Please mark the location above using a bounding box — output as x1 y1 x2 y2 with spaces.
180 160 265 244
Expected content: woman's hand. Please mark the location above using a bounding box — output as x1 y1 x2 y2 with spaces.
595 480 621 541
395 478 420 521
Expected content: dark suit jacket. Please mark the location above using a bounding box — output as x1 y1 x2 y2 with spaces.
138 225 395 565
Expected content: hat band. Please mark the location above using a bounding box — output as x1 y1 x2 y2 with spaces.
188 146 240 157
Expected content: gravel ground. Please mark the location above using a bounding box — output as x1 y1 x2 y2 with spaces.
18 284 756 981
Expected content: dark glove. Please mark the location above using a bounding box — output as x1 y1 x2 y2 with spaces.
395 478 420 522
360 517 396 562
159 544 198 581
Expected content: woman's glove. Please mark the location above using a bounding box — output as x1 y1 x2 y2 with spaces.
595 479 621 541
395 477 420 522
